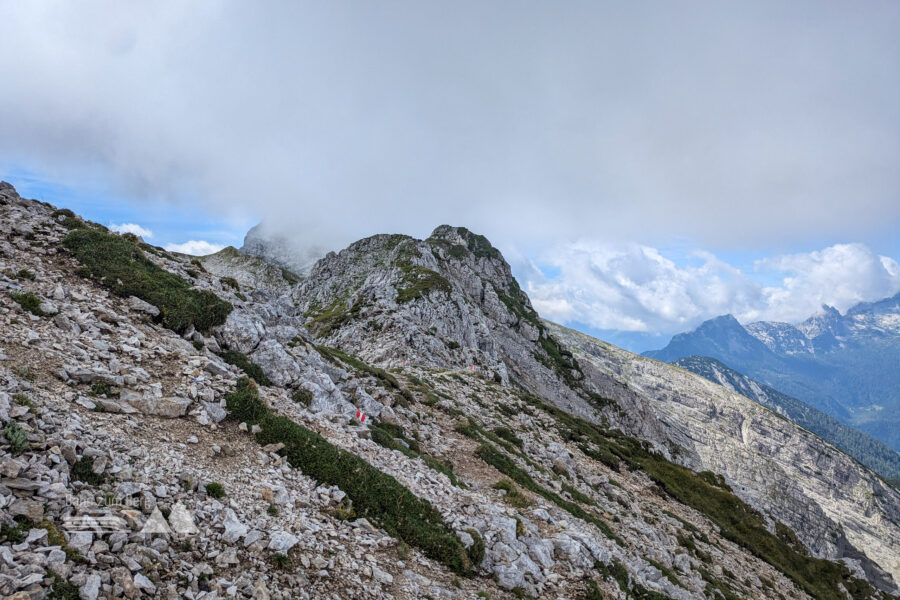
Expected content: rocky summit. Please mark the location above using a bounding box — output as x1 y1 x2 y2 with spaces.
1 180 899 600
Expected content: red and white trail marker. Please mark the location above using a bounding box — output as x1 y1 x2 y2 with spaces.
355 409 367 423
469 365 476 371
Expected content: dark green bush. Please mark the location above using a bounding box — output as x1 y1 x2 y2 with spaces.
493 426 523 448
292 388 313 406
475 442 620 543
219 350 271 386
205 482 225 498
51 208 84 230
71 457 106 485
221 276 240 290
465 528 485 567
11 292 48 316
62 228 232 333
224 378 470 574
3 421 28 455
493 479 531 508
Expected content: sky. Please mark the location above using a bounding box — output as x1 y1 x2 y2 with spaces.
1 1 899 351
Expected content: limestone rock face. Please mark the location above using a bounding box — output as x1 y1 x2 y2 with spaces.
548 321 900 590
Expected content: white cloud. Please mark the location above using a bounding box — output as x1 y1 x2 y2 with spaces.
109 222 152 238
524 242 900 336
1 2 899 250
755 244 900 323
163 240 224 256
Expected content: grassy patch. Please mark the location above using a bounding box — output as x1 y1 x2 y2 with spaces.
317 346 413 404
493 479 531 508
62 228 232 333
307 297 363 338
370 421 461 487
220 349 272 386
71 457 106 486
475 441 621 544
11 291 49 316
225 378 470 575
396 263 452 303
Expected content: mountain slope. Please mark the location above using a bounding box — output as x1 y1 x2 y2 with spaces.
2 182 898 599
550 322 900 592
672 355 900 481
644 304 900 451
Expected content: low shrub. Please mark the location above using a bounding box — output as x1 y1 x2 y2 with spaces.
476 442 621 543
11 292 48 316
224 378 470 574
71 457 106 485
205 482 225 498
3 421 28 455
62 228 232 333
493 479 531 508
219 350 271 386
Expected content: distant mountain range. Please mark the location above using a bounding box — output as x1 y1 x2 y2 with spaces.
645 293 900 452
673 355 900 481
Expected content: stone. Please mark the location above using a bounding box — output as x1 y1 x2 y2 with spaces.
267 530 299 553
222 508 248 543
80 573 101 600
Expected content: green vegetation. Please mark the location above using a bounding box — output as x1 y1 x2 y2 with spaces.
292 388 313 406
272 553 291 569
221 276 240 290
16 268 35 280
493 478 531 508
2 421 28 455
88 381 113 397
62 227 232 333
1 516 31 543
370 421 461 487
518 392 883 600
47 570 81 600
51 208 84 229
317 345 414 404
225 377 471 574
475 441 621 543
219 349 272 386
71 457 106 485
306 297 363 338
396 263 452 303
11 291 50 316
493 426 523 448
455 226 502 260
205 482 225 498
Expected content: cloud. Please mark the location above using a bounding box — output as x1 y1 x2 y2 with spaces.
0 2 899 250
524 242 900 336
109 222 152 238
164 240 224 256
755 244 900 323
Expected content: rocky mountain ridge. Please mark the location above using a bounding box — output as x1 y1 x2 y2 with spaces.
1 181 898 599
670 355 900 481
644 301 900 451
